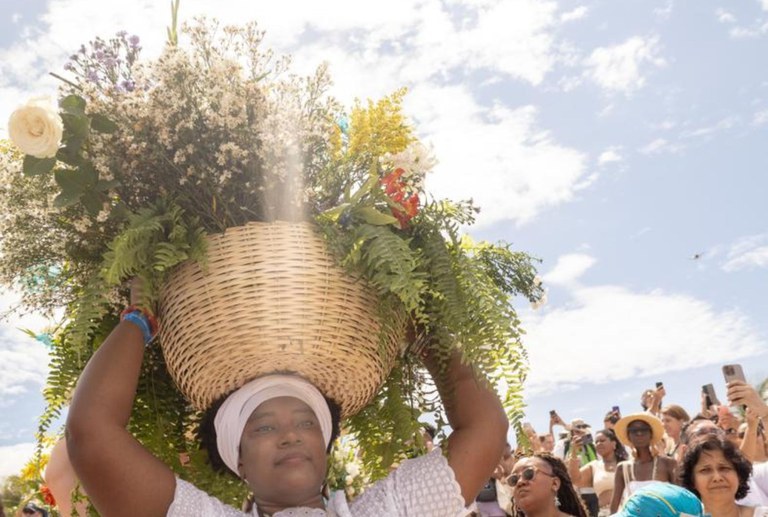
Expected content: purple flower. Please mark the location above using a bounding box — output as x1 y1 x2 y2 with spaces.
128 35 140 47
87 71 100 83
104 57 117 68
116 30 128 38
63 62 75 72
120 80 135 92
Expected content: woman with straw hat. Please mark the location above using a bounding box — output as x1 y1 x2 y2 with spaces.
65 284 509 516
609 413 678 513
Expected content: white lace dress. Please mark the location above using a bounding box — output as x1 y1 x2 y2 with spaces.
167 449 471 517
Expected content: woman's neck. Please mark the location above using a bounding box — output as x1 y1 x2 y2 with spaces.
522 500 563 517
601 451 616 463
634 446 652 461
702 497 742 517
254 494 325 516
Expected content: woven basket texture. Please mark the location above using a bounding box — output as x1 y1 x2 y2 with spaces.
159 221 406 417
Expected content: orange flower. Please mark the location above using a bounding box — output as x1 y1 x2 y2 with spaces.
41 484 56 506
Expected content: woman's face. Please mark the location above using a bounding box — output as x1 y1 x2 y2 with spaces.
693 448 740 504
626 420 653 448
238 396 328 507
509 457 560 511
661 413 683 438
594 432 616 459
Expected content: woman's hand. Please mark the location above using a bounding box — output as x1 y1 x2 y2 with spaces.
727 381 768 419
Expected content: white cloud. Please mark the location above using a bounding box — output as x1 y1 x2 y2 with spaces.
584 36 666 94
752 110 768 126
654 1 674 20
522 262 766 395
561 6 588 23
639 138 682 155
0 442 35 480
543 253 596 286
723 234 768 272
681 116 739 138
716 8 736 24
412 86 589 226
762 0 768 11
597 147 623 166
0 290 54 402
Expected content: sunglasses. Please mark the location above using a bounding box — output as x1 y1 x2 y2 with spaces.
507 466 556 487
627 427 652 435
573 424 589 429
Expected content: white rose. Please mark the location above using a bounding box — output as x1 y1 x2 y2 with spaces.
8 96 63 159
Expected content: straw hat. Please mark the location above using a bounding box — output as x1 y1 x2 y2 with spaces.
614 412 665 446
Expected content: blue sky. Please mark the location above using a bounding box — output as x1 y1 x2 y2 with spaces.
1 0 767 477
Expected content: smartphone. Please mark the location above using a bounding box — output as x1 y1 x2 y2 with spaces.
581 433 594 446
612 405 620 413
656 381 664 389
723 364 746 384
702 383 720 407
549 409 557 418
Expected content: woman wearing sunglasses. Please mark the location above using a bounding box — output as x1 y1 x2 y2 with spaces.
609 413 677 513
507 453 588 517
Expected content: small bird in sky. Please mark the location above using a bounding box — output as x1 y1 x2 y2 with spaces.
690 252 704 260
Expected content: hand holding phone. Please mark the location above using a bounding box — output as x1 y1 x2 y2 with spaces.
703 384 720 407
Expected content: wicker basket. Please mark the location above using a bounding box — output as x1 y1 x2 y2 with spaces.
159 221 407 417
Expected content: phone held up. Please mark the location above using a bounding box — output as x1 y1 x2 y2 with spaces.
702 383 720 407
723 364 746 384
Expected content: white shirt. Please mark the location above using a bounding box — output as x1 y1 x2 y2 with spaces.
167 448 472 517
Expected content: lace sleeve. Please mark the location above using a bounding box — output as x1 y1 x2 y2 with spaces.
348 448 472 517
167 477 246 517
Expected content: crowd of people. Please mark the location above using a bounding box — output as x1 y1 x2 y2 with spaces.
476 378 768 517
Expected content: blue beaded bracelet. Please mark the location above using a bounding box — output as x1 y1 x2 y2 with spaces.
122 311 154 345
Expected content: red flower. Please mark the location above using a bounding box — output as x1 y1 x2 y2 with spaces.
380 168 421 228
40 484 56 506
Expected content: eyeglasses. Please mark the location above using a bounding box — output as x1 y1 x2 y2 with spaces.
724 428 738 436
507 466 556 487
627 427 652 435
574 424 589 429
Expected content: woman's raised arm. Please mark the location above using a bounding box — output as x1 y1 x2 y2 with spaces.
66 307 176 517
424 349 509 505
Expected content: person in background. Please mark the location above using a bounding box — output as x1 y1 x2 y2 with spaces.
661 404 690 461
568 429 628 516
603 409 620 431
679 418 768 507
563 421 599 516
550 411 570 459
43 437 88 517
476 443 515 517
613 482 704 517
679 433 768 516
540 435 555 454
20 503 48 517
507 453 588 517
610 413 677 513
728 380 768 502
641 384 665 418
739 409 768 464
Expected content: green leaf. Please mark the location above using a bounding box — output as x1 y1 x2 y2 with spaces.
53 189 82 208
54 168 89 195
81 191 102 216
56 146 81 167
95 179 120 192
22 155 56 176
90 113 118 133
59 94 86 116
350 174 378 205
79 161 99 187
320 203 350 222
357 206 399 226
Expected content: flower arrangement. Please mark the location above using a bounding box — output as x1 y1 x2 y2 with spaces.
1 14 542 501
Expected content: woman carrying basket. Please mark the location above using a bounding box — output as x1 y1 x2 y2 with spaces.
65 284 508 516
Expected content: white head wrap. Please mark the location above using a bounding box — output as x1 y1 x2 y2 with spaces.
214 374 333 476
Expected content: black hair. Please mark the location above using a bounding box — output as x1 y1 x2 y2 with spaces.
680 416 719 445
596 428 628 462
197 392 342 477
511 453 588 517
422 423 437 440
679 433 752 500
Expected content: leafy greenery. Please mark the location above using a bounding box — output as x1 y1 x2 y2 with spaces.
0 18 544 510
